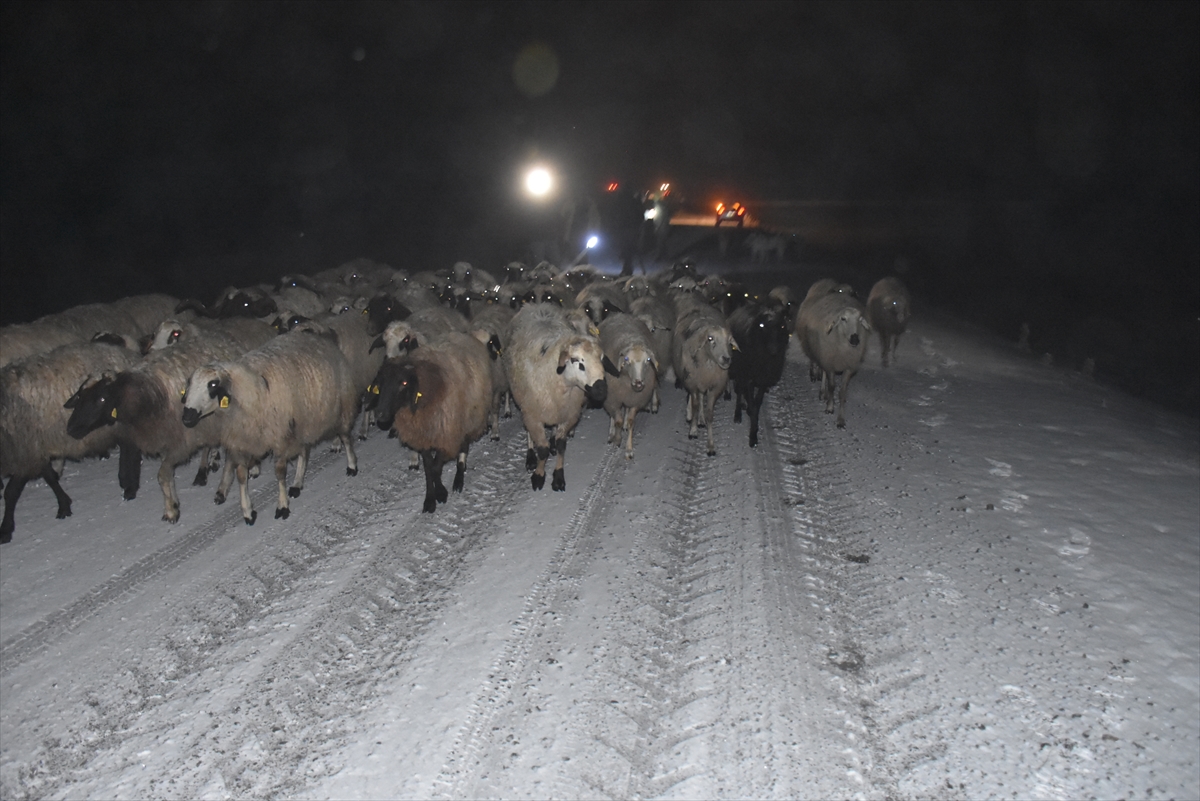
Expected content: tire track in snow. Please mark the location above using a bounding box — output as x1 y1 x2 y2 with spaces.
430 440 623 797
0 426 535 800
0 446 346 673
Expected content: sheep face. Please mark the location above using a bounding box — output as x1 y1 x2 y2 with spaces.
181 366 231 428
64 375 121 440
612 344 658 393
368 361 420 431
826 308 872 348
697 327 735 371
556 338 608 405
148 321 188 351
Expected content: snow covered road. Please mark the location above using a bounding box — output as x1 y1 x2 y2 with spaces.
2 310 1197 800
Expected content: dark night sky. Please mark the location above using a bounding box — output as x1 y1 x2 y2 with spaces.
1 0 1197 325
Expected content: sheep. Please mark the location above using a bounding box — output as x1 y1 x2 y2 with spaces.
575 280 627 325
369 306 470 358
766 285 801 331
866 276 912 367
803 293 872 428
506 304 608 491
365 332 493 513
467 302 516 436
281 311 385 441
629 294 675 411
64 334 256 523
728 301 791 448
146 317 276 353
796 278 857 382
598 314 659 459
0 294 176 368
1 340 142 543
180 328 360 524
671 302 736 456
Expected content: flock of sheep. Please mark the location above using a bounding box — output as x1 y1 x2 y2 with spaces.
0 258 911 543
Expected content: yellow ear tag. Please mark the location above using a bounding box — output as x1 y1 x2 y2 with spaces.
219 396 229 408
180 388 186 397
415 391 423 399
110 408 118 419
369 384 379 394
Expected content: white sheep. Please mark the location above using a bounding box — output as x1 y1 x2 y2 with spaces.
598 313 659 459
629 294 675 411
65 334 258 523
1 340 142 543
467 302 516 437
866 276 912 367
796 278 857 382
365 332 493 513
802 293 872 428
181 328 360 524
505 304 608 491
671 302 736 456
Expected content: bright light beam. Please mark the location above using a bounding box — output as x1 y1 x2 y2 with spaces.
525 167 553 197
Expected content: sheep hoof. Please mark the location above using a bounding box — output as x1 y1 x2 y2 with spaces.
288 487 301 499
837 420 846 429
388 429 398 439
245 511 257 526
525 449 538 471
734 409 743 423
707 447 717 457
56 504 73 520
688 432 697 440
275 506 290 520
193 471 208 487
214 491 226 505
163 510 179 523
346 467 358 477
551 469 566 492
408 462 420 471
531 472 545 491
123 488 138 500
422 497 437 513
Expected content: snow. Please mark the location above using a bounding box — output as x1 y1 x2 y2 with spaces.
1 281 1197 800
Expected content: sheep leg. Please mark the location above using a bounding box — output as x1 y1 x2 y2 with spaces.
704 390 718 457
119 444 141 499
1 475 33 543
503 391 513 419
878 331 891 367
192 447 210 486
489 397 501 440
733 387 745 423
623 407 637 459
408 448 420 471
159 459 181 523
342 436 358 476
822 371 836 414
686 391 699 439
747 385 764 448
551 434 568 491
214 458 236 505
650 387 660 414
452 447 468 493
525 432 538 472
420 449 449 512
607 413 621 445
289 448 309 496
275 455 292 519
237 462 256 525
836 370 855 429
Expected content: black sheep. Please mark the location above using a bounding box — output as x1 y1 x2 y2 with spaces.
728 301 791 448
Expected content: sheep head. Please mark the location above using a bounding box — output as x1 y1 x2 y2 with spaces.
557 337 607 405
181 366 231 428
65 375 123 439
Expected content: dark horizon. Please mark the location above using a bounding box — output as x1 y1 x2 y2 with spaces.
2 0 1197 325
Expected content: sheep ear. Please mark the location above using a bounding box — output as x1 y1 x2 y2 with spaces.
826 320 837 335
487 334 503 361
860 316 873 332
556 348 570 374
369 335 385 353
602 355 620 377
